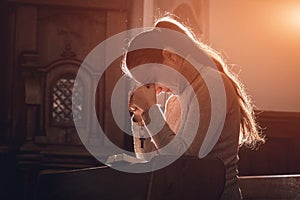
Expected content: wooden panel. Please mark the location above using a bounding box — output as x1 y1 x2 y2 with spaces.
4 1 140 199
0 151 23 199
103 10 129 148
239 175 300 199
239 111 300 175
37 7 106 65
0 0 11 144
15 6 37 54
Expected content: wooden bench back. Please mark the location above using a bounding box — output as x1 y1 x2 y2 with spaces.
239 175 300 199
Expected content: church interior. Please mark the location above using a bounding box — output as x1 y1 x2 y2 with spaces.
1 0 300 199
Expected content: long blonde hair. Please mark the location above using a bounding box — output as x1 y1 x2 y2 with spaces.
124 16 265 149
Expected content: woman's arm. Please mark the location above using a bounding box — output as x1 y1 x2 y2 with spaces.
129 84 199 158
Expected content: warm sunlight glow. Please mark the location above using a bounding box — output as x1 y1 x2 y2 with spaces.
279 5 300 33
291 9 300 28
210 0 300 111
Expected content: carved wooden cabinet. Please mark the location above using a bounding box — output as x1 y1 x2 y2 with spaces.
3 0 143 198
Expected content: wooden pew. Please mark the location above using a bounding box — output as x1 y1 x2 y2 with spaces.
239 175 300 199
37 166 152 200
36 156 225 200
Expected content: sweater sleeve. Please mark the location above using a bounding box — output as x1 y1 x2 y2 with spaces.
143 102 199 156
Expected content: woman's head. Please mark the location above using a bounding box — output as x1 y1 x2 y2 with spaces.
122 15 265 148
124 16 222 78
123 19 190 95
124 23 186 72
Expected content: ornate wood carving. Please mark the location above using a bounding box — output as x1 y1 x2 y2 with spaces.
37 8 106 64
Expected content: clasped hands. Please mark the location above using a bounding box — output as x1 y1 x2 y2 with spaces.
129 84 157 123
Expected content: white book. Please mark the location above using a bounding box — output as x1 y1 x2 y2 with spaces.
105 153 147 165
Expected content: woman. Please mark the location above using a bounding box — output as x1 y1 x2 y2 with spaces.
123 16 265 199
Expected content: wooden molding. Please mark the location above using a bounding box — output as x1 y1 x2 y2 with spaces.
239 110 300 175
254 110 300 139
239 175 300 199
8 0 129 10
20 52 40 68
255 110 300 123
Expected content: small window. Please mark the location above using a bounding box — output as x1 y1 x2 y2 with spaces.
51 76 83 126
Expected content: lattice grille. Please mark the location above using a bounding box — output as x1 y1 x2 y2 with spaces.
51 77 83 125
72 79 83 123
